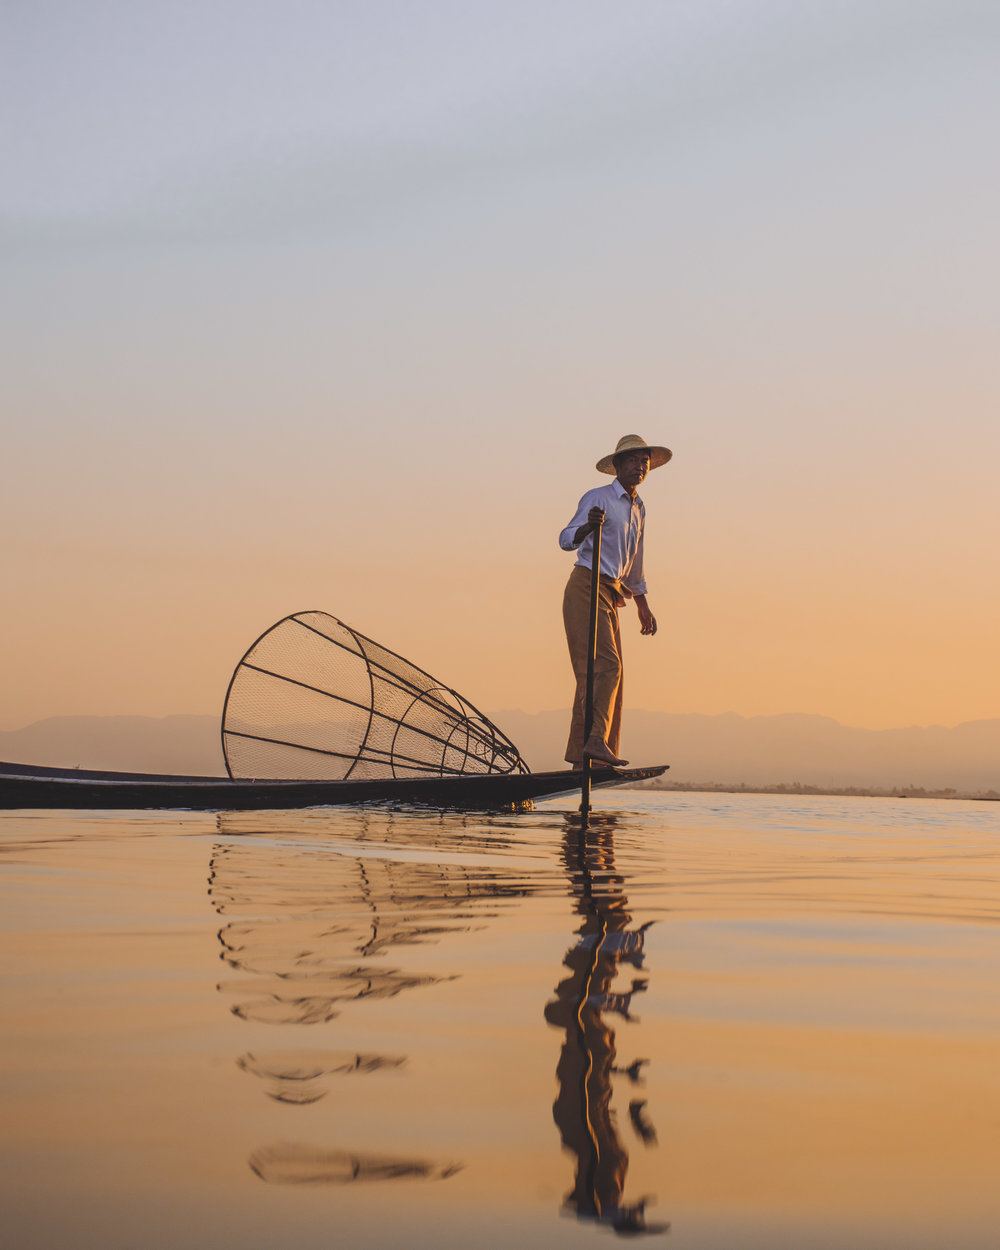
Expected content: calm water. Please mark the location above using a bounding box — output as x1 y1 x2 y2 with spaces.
2 789 1000 1249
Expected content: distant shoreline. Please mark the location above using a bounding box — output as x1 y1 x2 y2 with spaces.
633 779 1000 803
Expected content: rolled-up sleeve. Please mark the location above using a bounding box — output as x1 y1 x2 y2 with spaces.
559 491 595 551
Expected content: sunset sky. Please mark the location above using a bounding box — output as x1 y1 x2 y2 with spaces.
3 1 998 735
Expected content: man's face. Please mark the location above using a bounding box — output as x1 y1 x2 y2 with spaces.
615 450 650 493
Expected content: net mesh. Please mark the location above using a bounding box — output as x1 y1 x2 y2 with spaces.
222 611 529 781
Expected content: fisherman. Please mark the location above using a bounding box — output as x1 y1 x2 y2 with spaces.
559 434 672 767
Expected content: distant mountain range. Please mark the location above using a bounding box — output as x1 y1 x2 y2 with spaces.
1 710 997 794
0 715 226 777
498 709 1000 794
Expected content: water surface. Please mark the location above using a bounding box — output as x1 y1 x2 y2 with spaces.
2 791 999 1248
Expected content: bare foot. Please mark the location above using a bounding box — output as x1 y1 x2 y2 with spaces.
582 737 629 768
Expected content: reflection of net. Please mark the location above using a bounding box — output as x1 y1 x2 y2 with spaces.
209 820 530 1030
222 611 528 781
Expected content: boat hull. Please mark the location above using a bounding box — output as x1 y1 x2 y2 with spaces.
0 761 668 812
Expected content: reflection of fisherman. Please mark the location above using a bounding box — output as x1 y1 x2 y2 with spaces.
544 819 667 1235
559 435 672 768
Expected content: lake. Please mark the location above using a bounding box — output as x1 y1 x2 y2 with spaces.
2 789 999 1248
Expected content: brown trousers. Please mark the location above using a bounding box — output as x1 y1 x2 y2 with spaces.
562 565 624 764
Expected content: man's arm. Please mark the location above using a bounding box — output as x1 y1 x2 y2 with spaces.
560 488 607 551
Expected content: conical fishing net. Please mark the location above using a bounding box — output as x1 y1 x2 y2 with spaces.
222 611 528 781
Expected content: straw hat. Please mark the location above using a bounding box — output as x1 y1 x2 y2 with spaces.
596 434 672 475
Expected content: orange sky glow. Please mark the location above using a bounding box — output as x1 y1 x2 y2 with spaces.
2 2 997 734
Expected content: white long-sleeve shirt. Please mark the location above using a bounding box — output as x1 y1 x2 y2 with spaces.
559 480 647 597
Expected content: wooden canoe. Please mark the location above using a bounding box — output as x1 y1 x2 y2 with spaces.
0 760 668 812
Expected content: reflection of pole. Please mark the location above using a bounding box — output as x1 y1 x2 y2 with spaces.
574 907 609 1203
582 518 604 818
545 819 666 1235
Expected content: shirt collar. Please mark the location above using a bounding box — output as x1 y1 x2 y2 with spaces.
611 479 641 506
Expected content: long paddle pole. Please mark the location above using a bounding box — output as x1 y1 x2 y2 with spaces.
581 517 604 818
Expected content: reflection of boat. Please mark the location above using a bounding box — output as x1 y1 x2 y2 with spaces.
0 759 667 811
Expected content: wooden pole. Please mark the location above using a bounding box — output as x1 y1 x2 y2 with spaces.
581 518 603 818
